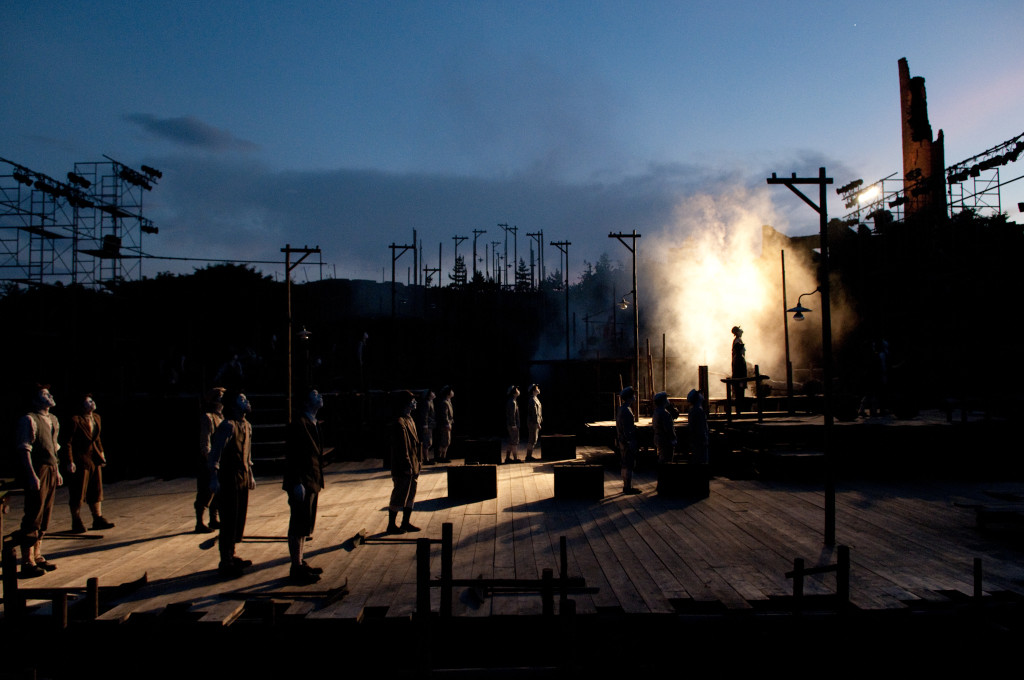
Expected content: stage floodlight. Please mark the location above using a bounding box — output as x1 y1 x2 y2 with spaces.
141 165 162 179
67 172 91 188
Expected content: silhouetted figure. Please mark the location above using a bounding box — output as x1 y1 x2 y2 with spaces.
209 392 255 578
195 387 225 533
616 386 641 494
504 386 521 463
416 389 436 465
859 339 890 418
435 386 455 463
525 383 542 462
356 332 369 390
687 389 710 465
62 393 113 534
387 390 421 535
284 388 326 584
731 326 748 412
15 384 64 578
652 391 678 464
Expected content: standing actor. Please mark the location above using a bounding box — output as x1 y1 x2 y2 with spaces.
284 388 326 584
15 385 64 577
416 389 436 465
195 387 225 533
62 393 114 533
209 392 255 578
731 326 748 413
652 391 678 464
387 390 421 534
434 385 455 464
616 386 641 494
687 389 710 465
504 385 521 464
524 383 542 462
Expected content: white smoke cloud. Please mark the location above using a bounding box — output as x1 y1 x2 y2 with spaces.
643 184 820 399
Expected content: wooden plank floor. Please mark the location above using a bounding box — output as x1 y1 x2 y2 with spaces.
4 453 1024 624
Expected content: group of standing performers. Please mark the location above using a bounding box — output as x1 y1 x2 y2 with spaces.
503 383 543 464
14 385 114 578
615 385 710 495
195 387 326 583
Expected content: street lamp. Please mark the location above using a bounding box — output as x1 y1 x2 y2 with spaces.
768 168 836 546
609 231 641 410
787 288 820 322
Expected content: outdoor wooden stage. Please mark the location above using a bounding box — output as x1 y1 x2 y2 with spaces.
3 446 1024 673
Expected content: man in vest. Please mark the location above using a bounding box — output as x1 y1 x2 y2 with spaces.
209 392 255 578
15 384 64 578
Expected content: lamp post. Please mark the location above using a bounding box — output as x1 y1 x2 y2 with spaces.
610 230 641 408
283 244 321 422
768 168 836 546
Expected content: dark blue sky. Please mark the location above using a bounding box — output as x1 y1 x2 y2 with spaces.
4 1 1023 282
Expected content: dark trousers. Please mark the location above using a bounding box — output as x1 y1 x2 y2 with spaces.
217 480 249 563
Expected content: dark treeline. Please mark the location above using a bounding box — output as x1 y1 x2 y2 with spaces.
2 209 1021 479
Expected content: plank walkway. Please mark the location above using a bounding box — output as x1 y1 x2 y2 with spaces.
4 452 1024 625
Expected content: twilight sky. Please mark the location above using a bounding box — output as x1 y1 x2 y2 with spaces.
4 0 1023 284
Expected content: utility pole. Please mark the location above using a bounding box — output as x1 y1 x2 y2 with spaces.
499 223 517 289
527 230 544 288
767 167 835 546
472 229 486 280
551 240 571 361
390 242 415 317
452 235 467 281
282 243 321 422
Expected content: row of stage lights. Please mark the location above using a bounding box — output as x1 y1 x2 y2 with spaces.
5 159 162 218
838 134 1024 213
946 141 1023 184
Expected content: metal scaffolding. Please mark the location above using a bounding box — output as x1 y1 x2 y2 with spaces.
0 155 158 289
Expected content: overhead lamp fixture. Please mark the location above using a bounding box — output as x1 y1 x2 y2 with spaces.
140 165 162 179
67 172 91 188
787 287 821 321
836 179 863 196
969 165 980 178
141 222 158 234
12 170 33 186
889 196 905 208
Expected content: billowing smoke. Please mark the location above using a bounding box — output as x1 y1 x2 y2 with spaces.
643 185 821 399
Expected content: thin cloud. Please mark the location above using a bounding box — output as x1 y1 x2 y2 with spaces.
125 114 258 152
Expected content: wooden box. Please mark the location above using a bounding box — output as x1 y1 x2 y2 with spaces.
540 434 577 461
447 464 498 500
656 462 710 498
554 463 604 500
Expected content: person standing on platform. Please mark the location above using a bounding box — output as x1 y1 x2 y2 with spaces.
504 385 521 464
524 383 543 462
731 326 748 413
14 384 63 578
652 391 678 464
616 386 641 494
209 392 255 578
387 390 421 535
416 389 436 465
434 385 454 464
195 387 225 533
62 393 114 534
284 388 326 584
687 389 710 465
